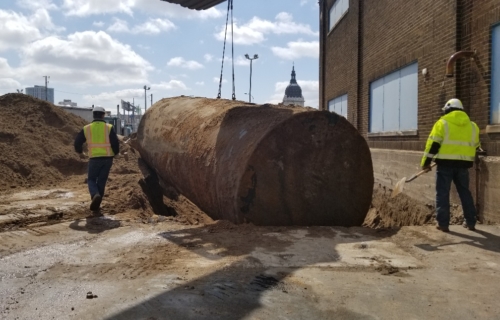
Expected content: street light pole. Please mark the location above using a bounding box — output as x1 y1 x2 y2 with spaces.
144 85 150 112
244 54 258 103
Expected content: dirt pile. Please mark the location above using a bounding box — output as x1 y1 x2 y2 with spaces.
0 93 88 190
364 184 465 228
0 93 215 230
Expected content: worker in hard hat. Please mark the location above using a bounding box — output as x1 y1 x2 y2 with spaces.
74 106 119 212
421 98 480 232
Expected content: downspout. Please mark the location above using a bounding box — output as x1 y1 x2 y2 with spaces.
445 47 483 220
445 50 476 77
320 0 326 110
357 0 363 131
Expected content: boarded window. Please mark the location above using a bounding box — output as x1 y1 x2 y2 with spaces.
329 0 349 31
491 24 500 124
328 94 348 118
369 63 418 133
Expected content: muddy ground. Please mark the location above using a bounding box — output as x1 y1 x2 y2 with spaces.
1 94 498 319
1 217 499 319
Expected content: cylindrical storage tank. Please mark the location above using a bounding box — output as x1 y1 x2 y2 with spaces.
132 96 373 226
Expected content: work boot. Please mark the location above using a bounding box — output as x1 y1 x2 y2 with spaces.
90 194 102 211
436 225 450 232
462 222 476 231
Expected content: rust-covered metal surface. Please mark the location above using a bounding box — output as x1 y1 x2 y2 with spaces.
132 96 374 226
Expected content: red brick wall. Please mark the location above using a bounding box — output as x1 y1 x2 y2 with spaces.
321 0 360 127
457 0 500 154
320 0 500 155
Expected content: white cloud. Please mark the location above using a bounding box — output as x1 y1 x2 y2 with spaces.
133 18 176 34
204 54 213 62
61 0 223 19
107 18 129 33
0 8 65 52
271 40 319 60
268 80 319 109
0 78 22 92
213 77 227 83
215 12 318 45
17 31 152 86
167 57 204 70
62 0 135 16
0 10 41 51
107 18 176 35
0 58 14 77
93 21 105 28
155 80 189 91
17 0 58 11
220 56 252 66
196 81 205 86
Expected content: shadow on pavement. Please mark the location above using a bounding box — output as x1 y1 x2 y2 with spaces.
105 224 396 320
415 227 500 254
69 216 121 234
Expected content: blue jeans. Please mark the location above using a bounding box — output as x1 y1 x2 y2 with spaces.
87 157 113 199
436 165 476 227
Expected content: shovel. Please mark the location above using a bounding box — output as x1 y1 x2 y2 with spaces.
391 162 437 198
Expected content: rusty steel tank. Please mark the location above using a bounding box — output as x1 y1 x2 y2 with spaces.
132 96 373 226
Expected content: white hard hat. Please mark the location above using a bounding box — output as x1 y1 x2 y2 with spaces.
442 98 463 111
93 106 106 113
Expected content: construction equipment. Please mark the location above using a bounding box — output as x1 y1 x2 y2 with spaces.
391 162 437 198
132 96 374 227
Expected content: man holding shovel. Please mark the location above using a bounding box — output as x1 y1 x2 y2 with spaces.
421 98 480 232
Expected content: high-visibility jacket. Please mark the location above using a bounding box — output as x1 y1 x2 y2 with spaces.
83 122 115 158
421 111 480 167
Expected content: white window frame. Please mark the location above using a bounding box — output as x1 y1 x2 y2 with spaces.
328 94 348 118
368 62 419 136
329 0 349 32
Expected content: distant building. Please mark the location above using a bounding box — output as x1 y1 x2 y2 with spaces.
58 99 77 107
282 66 305 107
25 85 54 104
59 106 94 123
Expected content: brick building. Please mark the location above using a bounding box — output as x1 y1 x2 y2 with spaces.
320 0 500 222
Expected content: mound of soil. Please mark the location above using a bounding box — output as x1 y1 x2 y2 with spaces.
364 184 465 228
0 93 215 229
0 94 88 190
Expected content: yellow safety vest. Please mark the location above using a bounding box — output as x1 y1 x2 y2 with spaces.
83 122 115 158
421 111 480 167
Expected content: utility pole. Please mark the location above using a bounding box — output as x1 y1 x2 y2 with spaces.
43 76 50 101
150 93 153 107
144 85 150 112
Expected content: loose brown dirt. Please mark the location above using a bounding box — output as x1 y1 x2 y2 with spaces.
0 93 88 190
0 93 213 231
364 184 465 228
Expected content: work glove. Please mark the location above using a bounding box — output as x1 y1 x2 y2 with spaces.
421 165 432 172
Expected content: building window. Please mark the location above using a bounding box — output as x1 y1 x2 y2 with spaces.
369 63 418 133
491 24 500 124
328 94 347 118
329 0 349 31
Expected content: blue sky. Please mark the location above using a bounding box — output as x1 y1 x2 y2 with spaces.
0 0 319 112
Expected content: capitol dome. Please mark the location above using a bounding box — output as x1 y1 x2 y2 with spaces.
283 66 305 107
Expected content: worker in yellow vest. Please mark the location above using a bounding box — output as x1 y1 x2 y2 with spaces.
74 107 119 212
421 98 480 232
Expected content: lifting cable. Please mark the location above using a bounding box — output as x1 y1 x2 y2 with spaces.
217 0 236 100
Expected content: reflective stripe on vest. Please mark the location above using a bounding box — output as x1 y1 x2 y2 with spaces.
435 119 476 162
83 122 114 158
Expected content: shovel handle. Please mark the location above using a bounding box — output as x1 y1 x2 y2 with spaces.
406 162 437 182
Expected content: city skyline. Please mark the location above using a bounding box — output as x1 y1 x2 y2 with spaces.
0 0 320 111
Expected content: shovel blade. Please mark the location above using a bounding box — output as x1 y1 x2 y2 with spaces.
391 177 407 198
